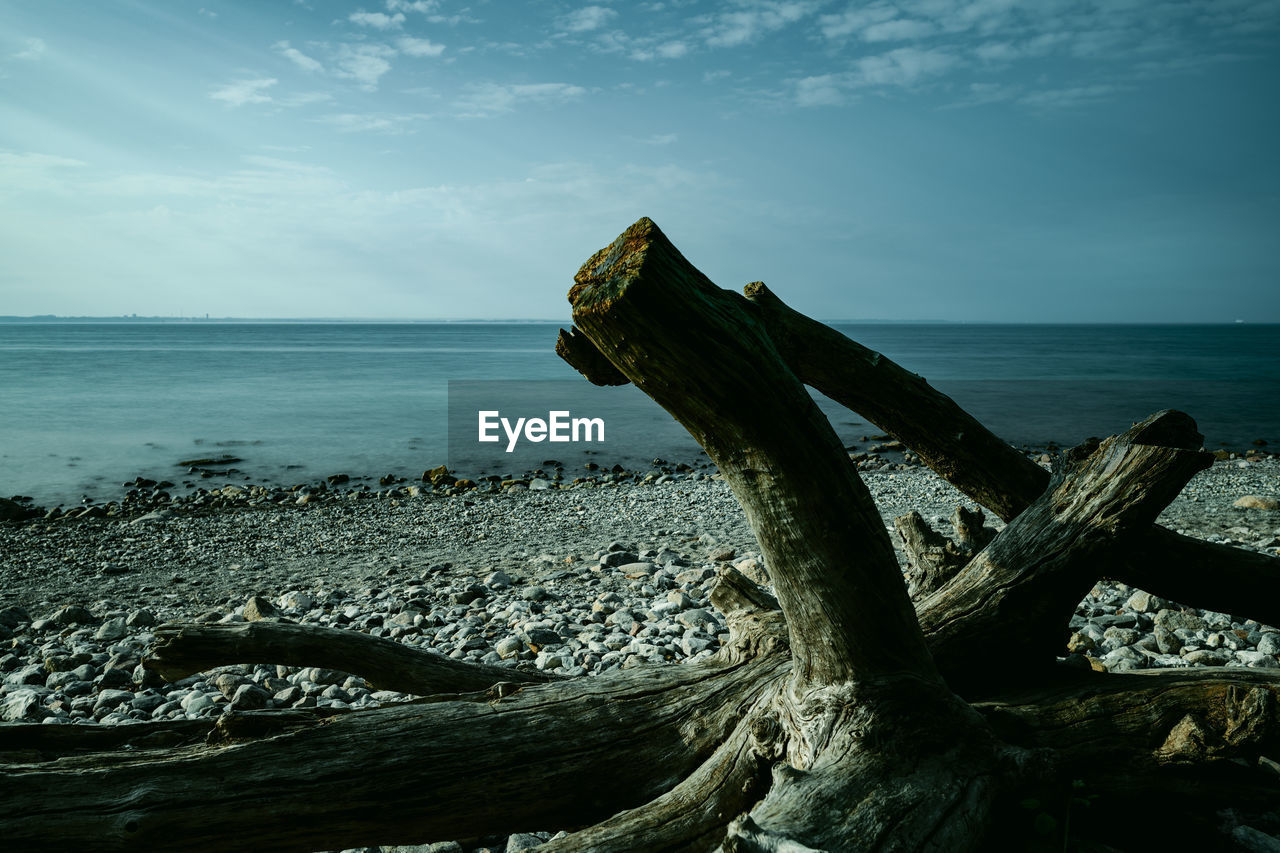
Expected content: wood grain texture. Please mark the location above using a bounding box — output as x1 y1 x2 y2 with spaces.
144 620 559 694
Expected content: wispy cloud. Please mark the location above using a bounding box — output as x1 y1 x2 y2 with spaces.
795 74 847 107
197 7 217 19
560 6 618 33
863 18 937 42
640 133 678 145
275 40 324 72
1019 83 1131 110
397 36 446 57
384 0 438 12
793 46 958 106
632 39 690 61
855 46 958 87
455 82 587 117
334 43 396 89
210 78 278 107
313 112 430 133
349 10 405 30
11 37 47 61
701 1 819 48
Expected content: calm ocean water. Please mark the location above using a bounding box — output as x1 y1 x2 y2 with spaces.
0 321 1276 507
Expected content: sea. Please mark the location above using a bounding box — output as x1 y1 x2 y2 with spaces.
1 320 1276 508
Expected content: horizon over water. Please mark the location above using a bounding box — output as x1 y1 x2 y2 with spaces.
1 320 1276 508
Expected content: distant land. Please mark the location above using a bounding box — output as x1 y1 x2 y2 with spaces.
0 316 1269 326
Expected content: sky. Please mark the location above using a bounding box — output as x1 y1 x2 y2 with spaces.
0 0 1277 322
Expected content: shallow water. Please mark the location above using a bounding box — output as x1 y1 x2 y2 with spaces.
1 320 1275 506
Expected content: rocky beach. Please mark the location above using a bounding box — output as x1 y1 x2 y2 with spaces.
2 450 1279 852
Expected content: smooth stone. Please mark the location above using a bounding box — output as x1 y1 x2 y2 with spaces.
1182 649 1229 666
93 688 135 711
244 596 280 621
599 552 639 568
94 617 129 642
1258 634 1280 656
495 637 523 659
1234 495 1280 510
1 688 45 721
1237 650 1280 668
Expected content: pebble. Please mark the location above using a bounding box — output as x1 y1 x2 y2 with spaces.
1 455 1278 853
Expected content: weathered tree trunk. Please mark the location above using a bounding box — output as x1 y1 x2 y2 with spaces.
4 217 1279 852
145 620 560 694
894 505 994 600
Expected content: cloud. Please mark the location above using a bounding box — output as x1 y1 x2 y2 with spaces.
854 46 958 87
397 36 446 57
334 43 396 89
818 4 897 40
640 133 678 145
11 37 46 60
275 40 324 72
862 18 937 41
795 74 847 106
313 112 430 133
349 10 405 29
702 1 819 48
210 78 278 107
197 7 217 19
1019 83 1129 110
385 0 438 11
561 6 618 33
455 82 587 117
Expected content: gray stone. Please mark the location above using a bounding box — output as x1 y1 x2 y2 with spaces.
244 596 279 621
125 609 157 628
1102 626 1141 651
131 691 166 713
94 617 128 642
276 591 316 612
1154 625 1183 656
1182 649 1229 666
523 628 562 647
506 833 550 852
1237 650 1280 668
227 685 271 709
0 606 31 629
1124 590 1165 613
1 688 45 721
495 637 523 659
1155 609 1205 633
8 664 46 686
214 673 249 699
678 609 719 631
52 604 97 626
484 570 513 589
1234 495 1280 510
599 551 639 568
181 692 216 715
1232 825 1280 853
94 688 134 711
1257 634 1280 656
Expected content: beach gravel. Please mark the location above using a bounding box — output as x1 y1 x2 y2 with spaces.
1 454 1278 851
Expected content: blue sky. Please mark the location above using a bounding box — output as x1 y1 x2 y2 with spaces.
1 0 1277 321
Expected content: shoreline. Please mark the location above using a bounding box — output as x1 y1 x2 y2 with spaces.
5 440 1276 525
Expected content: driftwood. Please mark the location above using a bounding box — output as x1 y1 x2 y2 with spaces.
3 217 1278 851
894 505 994 599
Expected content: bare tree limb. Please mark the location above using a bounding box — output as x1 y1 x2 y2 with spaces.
565 217 937 688
144 620 559 694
